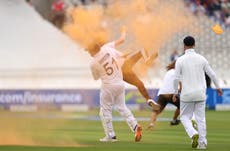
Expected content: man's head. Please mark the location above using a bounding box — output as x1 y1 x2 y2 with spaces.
183 36 195 50
87 42 101 57
86 37 106 57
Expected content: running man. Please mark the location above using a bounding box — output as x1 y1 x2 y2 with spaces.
173 36 222 149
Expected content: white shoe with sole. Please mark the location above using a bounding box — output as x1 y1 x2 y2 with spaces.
197 142 207 149
99 136 117 142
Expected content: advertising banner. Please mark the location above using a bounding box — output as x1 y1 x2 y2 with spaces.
0 88 227 110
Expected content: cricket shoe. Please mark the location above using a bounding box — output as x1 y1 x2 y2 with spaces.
147 99 160 111
134 124 142 142
99 136 117 142
191 134 199 148
170 119 180 126
197 142 207 150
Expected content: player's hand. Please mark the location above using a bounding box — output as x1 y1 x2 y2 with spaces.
172 94 177 102
217 89 223 96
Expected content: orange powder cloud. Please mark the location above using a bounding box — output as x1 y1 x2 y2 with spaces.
63 6 110 49
63 0 196 76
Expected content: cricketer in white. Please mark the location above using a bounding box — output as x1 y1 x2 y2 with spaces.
88 40 142 142
173 36 222 149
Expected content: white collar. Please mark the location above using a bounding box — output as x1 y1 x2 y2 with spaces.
185 48 195 54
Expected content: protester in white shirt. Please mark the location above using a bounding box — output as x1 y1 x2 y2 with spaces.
173 36 222 149
148 60 181 130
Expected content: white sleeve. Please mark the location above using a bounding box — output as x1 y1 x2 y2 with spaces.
90 62 100 80
203 60 220 89
173 60 181 94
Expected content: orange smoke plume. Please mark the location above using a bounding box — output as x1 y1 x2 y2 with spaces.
63 0 195 76
64 0 193 52
63 6 110 49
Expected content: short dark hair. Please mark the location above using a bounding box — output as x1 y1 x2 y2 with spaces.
183 36 195 46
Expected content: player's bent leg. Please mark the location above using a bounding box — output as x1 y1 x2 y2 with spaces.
170 94 181 125
122 63 160 111
116 104 138 132
124 51 142 67
122 70 150 100
124 48 158 67
180 102 199 148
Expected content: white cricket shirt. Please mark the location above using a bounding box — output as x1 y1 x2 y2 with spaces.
90 42 124 85
174 49 220 102
158 69 176 96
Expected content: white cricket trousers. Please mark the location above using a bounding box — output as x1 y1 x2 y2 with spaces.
99 83 138 138
180 101 207 145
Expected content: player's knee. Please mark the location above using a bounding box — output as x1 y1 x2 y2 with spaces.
117 106 130 116
99 109 112 121
117 107 125 115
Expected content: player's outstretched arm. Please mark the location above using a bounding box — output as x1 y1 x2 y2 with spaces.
114 26 126 47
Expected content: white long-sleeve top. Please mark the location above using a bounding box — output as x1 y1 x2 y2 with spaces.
174 49 220 102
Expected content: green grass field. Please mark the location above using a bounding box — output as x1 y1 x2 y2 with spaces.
0 110 229 151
